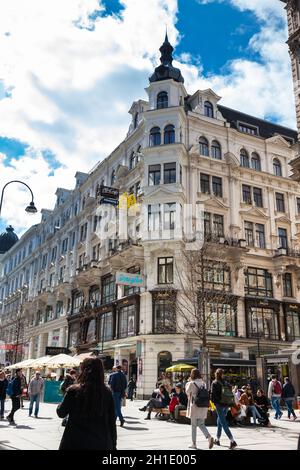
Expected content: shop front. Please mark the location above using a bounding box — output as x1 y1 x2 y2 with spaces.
283 302 300 343
245 298 282 343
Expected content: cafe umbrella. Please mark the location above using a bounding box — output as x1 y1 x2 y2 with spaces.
165 363 194 373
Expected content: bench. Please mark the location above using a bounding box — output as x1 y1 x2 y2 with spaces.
151 408 216 425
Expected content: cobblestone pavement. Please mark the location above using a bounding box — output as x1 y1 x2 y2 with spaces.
0 399 299 450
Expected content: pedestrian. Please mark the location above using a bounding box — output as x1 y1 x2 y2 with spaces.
28 371 44 418
7 368 22 425
60 369 77 395
20 372 27 408
108 366 117 387
185 369 214 450
254 388 271 427
139 384 170 419
211 368 237 449
127 377 136 401
56 357 117 450
282 377 297 421
109 365 127 426
268 374 283 420
0 369 8 419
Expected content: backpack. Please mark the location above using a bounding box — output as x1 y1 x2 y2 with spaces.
6 380 13 397
273 381 282 395
220 382 235 406
194 382 210 408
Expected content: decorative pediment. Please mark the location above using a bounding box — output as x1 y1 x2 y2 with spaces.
144 185 185 200
240 207 269 219
201 196 229 210
224 152 240 168
275 215 291 224
266 135 291 147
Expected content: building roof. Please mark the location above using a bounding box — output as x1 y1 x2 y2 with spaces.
218 105 298 142
0 226 19 255
149 33 184 84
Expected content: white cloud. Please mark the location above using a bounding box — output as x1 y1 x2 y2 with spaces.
0 0 296 235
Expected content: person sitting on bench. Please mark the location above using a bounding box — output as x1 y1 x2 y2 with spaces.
139 385 170 420
169 384 188 422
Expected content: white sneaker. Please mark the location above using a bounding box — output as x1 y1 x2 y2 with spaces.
188 443 197 449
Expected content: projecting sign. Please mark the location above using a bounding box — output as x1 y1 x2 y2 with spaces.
45 347 70 356
116 271 144 287
100 186 119 199
99 197 119 206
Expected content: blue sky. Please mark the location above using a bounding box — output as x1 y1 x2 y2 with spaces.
0 0 295 234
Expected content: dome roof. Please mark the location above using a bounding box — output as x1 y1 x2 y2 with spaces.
149 33 184 84
0 225 19 254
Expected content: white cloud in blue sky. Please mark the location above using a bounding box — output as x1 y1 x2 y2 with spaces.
0 0 295 234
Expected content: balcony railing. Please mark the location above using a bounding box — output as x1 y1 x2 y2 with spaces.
273 247 300 258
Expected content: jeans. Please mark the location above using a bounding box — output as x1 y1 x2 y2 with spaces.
284 399 296 418
215 404 234 441
7 396 20 421
0 398 5 417
191 418 211 444
249 405 262 424
29 394 40 417
271 397 282 419
112 391 124 422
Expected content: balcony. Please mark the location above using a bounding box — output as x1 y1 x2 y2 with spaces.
109 239 144 270
273 246 300 269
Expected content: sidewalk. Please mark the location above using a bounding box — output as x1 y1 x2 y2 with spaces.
0 399 299 450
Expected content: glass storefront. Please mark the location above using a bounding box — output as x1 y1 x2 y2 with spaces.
118 305 136 338
249 306 279 340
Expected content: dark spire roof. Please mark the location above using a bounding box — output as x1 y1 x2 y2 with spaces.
149 33 184 84
0 225 19 254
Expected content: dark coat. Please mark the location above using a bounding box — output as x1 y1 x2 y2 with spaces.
56 386 117 450
109 371 127 395
211 379 223 406
282 382 295 399
0 378 8 400
12 376 22 397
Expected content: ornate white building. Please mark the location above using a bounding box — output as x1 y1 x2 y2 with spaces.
1 34 300 396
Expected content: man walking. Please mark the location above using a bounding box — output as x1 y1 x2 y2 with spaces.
28 371 44 418
7 368 22 425
109 365 127 427
282 377 297 420
268 374 283 420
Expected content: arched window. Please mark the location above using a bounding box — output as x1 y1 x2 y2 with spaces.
199 136 209 157
251 152 261 171
111 170 116 185
211 140 222 159
129 151 135 170
136 144 142 164
134 112 138 129
150 127 161 146
157 91 168 109
157 351 172 377
164 124 175 144
273 158 282 177
204 101 214 118
240 149 249 168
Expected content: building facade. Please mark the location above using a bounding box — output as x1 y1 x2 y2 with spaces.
1 35 300 396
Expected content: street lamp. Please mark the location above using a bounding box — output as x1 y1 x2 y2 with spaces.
0 180 38 217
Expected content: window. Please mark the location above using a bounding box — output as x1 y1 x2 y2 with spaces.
46 305 54 322
86 319 96 343
199 137 209 156
204 265 231 291
69 323 80 347
72 291 84 315
200 174 210 194
276 193 285 212
56 301 64 318
286 310 300 341
297 198 300 215
158 257 174 284
150 127 161 146
42 253 48 269
92 244 100 261
255 224 265 248
206 303 236 336
204 101 214 118
89 285 100 307
124 267 140 297
80 223 88 242
61 238 68 254
99 312 113 342
253 187 263 207
245 222 254 247
164 162 176 184
242 185 252 204
118 305 136 338
273 159 282 177
240 149 250 168
249 307 279 340
157 91 168 109
129 151 135 170
204 212 224 238
164 125 175 144
148 204 161 231
212 176 222 197
278 227 288 249
283 273 293 297
238 123 258 135
101 275 116 304
251 153 261 171
153 298 176 333
211 140 221 159
164 203 176 230
134 112 138 129
111 170 116 185
148 164 161 186
244 267 273 297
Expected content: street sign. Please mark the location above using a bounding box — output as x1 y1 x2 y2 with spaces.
99 197 119 206
45 347 70 356
116 271 144 287
99 186 119 199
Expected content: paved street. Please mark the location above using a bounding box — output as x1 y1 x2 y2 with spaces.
0 399 299 450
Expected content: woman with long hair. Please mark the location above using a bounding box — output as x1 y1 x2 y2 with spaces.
56 357 117 450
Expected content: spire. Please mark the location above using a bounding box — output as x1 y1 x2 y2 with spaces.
149 33 184 84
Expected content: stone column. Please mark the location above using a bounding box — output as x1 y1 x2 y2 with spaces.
37 332 48 358
236 298 247 338
59 327 67 348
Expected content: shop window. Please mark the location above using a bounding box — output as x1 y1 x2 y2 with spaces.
153 298 176 333
118 305 136 338
249 307 279 340
206 302 236 336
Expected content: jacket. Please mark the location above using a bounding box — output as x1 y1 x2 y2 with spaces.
186 379 208 422
282 382 295 399
254 395 270 413
60 374 76 395
11 376 22 397
211 379 225 406
109 371 127 394
0 378 8 400
56 386 117 450
29 377 44 395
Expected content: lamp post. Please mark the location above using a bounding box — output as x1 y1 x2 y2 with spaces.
0 180 38 217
